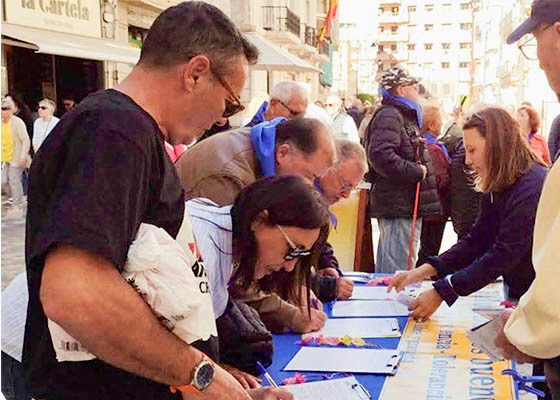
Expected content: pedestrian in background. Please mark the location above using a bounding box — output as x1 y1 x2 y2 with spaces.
32 99 59 153
517 104 552 166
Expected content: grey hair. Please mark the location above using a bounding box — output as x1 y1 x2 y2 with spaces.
39 98 56 113
335 139 368 172
270 81 308 104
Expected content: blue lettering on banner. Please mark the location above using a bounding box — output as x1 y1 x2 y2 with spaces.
425 355 456 399
469 358 495 399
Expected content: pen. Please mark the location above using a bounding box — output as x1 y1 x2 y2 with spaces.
256 361 278 388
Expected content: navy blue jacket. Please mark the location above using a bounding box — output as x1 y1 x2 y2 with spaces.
428 163 548 306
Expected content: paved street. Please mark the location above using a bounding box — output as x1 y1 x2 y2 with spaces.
1 201 27 290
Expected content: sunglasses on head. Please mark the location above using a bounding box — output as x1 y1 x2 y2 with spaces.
276 224 312 261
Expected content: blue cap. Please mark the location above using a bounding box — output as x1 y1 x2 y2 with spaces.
507 0 560 44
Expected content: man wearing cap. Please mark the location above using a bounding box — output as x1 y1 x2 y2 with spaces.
495 2 560 397
1 96 30 217
364 67 441 273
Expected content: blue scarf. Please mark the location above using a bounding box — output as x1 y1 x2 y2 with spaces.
247 101 269 127
423 133 451 161
380 87 423 128
249 117 286 177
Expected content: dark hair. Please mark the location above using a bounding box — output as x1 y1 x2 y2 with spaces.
276 117 326 156
463 106 540 193
139 1 259 76
230 175 330 305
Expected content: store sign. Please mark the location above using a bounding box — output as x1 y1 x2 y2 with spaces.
4 0 102 38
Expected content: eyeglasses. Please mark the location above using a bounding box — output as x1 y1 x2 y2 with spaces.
38 106 48 110
336 171 354 193
209 65 244 118
278 100 302 118
518 25 551 60
275 224 312 261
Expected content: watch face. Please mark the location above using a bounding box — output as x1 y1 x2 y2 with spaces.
195 362 215 390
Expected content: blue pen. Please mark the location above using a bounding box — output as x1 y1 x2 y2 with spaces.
256 361 278 388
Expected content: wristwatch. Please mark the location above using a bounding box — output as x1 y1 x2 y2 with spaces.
170 355 215 394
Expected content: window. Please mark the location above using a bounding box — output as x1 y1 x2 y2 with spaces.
459 62 469 68
379 45 384 52
460 23 472 30
460 42 471 49
442 43 451 50
442 23 452 30
391 44 397 51
425 24 433 31
425 4 434 12
460 3 470 10
441 62 450 68
408 43 416 50
391 6 399 15
380 26 385 33
425 43 433 50
408 5 416 12
391 25 398 33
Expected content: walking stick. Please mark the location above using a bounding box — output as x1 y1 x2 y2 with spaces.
407 181 421 270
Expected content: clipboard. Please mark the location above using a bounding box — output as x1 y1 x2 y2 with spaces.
282 376 372 400
284 347 402 375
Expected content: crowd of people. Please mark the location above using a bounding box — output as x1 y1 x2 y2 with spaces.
0 0 559 399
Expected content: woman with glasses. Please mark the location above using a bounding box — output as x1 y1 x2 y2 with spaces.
187 175 329 387
389 106 548 320
517 104 552 166
32 99 59 153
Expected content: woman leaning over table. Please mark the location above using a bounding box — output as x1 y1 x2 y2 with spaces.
389 106 548 320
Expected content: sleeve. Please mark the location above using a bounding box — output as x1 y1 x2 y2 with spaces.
312 275 337 303
344 116 360 143
241 290 299 333
318 242 340 272
504 163 560 359
428 146 451 192
32 119 40 152
366 109 424 183
15 119 30 161
186 175 246 207
433 186 541 306
31 116 150 271
548 118 560 160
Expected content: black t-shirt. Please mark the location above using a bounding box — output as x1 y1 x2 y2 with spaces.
23 89 185 399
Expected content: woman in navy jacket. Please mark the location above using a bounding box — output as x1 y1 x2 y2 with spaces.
389 106 548 319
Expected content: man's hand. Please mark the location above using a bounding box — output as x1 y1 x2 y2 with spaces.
387 263 436 293
336 278 354 300
221 363 261 389
247 387 294 400
408 288 443 320
291 308 327 333
494 309 539 364
185 364 252 400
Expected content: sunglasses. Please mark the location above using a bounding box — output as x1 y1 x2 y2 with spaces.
276 224 312 261
278 100 302 118
38 106 48 110
1 107 10 111
209 65 244 118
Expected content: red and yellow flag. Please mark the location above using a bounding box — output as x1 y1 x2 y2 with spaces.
317 0 339 46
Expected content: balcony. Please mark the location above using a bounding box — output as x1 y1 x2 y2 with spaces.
262 6 302 46
378 12 408 24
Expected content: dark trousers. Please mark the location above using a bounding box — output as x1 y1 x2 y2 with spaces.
1 351 30 400
416 219 446 267
546 357 560 399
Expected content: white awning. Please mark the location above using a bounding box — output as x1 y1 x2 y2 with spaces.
245 32 321 73
2 24 140 65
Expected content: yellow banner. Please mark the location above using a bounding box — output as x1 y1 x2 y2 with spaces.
379 282 516 400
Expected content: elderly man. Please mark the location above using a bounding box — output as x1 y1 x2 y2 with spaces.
245 81 308 126
175 117 336 206
22 2 291 400
312 139 368 301
325 94 360 143
494 1 560 398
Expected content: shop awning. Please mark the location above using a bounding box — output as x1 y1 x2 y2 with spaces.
2 24 140 65
245 32 321 73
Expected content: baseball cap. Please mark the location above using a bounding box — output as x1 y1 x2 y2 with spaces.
1 96 14 110
379 66 419 91
506 0 560 44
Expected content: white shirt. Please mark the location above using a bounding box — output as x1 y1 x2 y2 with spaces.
332 111 360 143
1 273 28 362
187 198 234 318
33 116 59 152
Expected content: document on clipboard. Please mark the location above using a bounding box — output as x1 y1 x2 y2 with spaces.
332 300 410 317
304 318 401 339
282 376 371 400
284 347 402 375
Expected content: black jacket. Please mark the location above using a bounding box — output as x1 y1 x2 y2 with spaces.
365 99 441 218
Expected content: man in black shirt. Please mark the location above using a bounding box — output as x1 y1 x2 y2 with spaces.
23 2 291 400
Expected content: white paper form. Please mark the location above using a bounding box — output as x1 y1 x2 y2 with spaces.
349 286 397 300
283 376 371 400
284 347 401 375
332 300 410 317
305 318 401 338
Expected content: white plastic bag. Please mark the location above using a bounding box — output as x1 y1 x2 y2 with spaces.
48 212 217 362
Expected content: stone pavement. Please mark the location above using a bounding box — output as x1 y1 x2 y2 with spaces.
1 203 27 290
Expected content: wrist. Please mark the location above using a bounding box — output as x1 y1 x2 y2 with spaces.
170 354 215 394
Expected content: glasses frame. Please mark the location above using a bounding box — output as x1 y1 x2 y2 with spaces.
277 100 302 118
38 106 48 110
518 24 551 60
275 224 311 261
209 65 245 118
336 171 354 194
